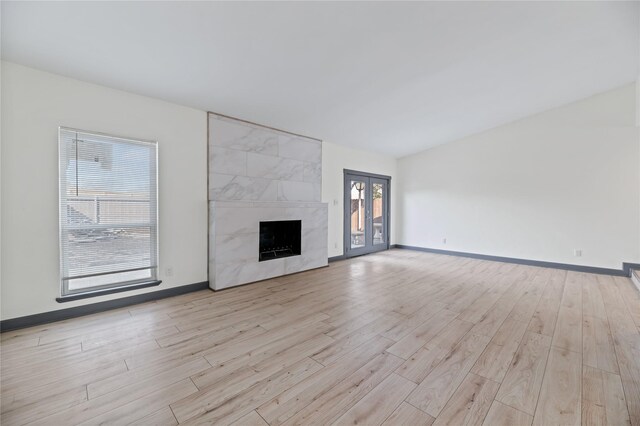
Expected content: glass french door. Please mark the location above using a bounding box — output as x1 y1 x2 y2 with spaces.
344 171 390 257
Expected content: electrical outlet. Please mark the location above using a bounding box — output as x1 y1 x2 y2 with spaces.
574 249 582 257
166 267 174 277
442 238 447 244
334 242 338 248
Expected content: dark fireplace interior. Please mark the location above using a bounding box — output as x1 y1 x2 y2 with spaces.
259 220 302 262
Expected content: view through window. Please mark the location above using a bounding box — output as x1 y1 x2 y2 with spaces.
58 128 158 296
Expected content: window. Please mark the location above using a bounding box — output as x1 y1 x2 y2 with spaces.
58 127 158 298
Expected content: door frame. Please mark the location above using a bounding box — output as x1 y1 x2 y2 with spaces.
343 169 391 258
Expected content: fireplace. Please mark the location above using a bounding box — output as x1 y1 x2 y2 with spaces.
259 220 302 261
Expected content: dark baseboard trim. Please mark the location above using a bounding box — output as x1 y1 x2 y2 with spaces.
329 244 397 263
623 262 640 276
329 245 397 263
56 280 162 303
394 245 630 277
1 281 210 332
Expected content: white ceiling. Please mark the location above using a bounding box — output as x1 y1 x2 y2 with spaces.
2 1 638 157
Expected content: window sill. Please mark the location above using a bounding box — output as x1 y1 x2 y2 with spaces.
56 280 162 303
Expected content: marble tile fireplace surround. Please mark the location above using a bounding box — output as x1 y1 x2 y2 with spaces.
208 113 328 290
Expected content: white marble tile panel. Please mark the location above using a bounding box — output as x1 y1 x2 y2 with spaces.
246 152 303 181
208 202 216 227
208 173 234 198
208 260 216 290
302 226 328 252
215 207 261 236
209 174 278 201
210 117 279 155
278 135 322 163
210 146 247 176
215 233 258 264
215 258 285 290
277 181 319 202
208 231 216 263
303 161 322 183
284 247 328 275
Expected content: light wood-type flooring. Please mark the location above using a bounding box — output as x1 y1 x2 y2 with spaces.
2 249 640 425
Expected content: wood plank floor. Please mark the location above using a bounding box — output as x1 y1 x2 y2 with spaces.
2 249 639 425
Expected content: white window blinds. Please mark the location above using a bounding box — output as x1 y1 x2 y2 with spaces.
59 128 158 296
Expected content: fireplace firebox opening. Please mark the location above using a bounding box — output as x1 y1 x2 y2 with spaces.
259 220 302 261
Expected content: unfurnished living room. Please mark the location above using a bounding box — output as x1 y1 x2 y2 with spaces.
1 1 640 425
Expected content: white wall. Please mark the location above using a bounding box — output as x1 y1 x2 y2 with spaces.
1 62 208 320
322 142 397 258
397 83 640 269
637 78 640 261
